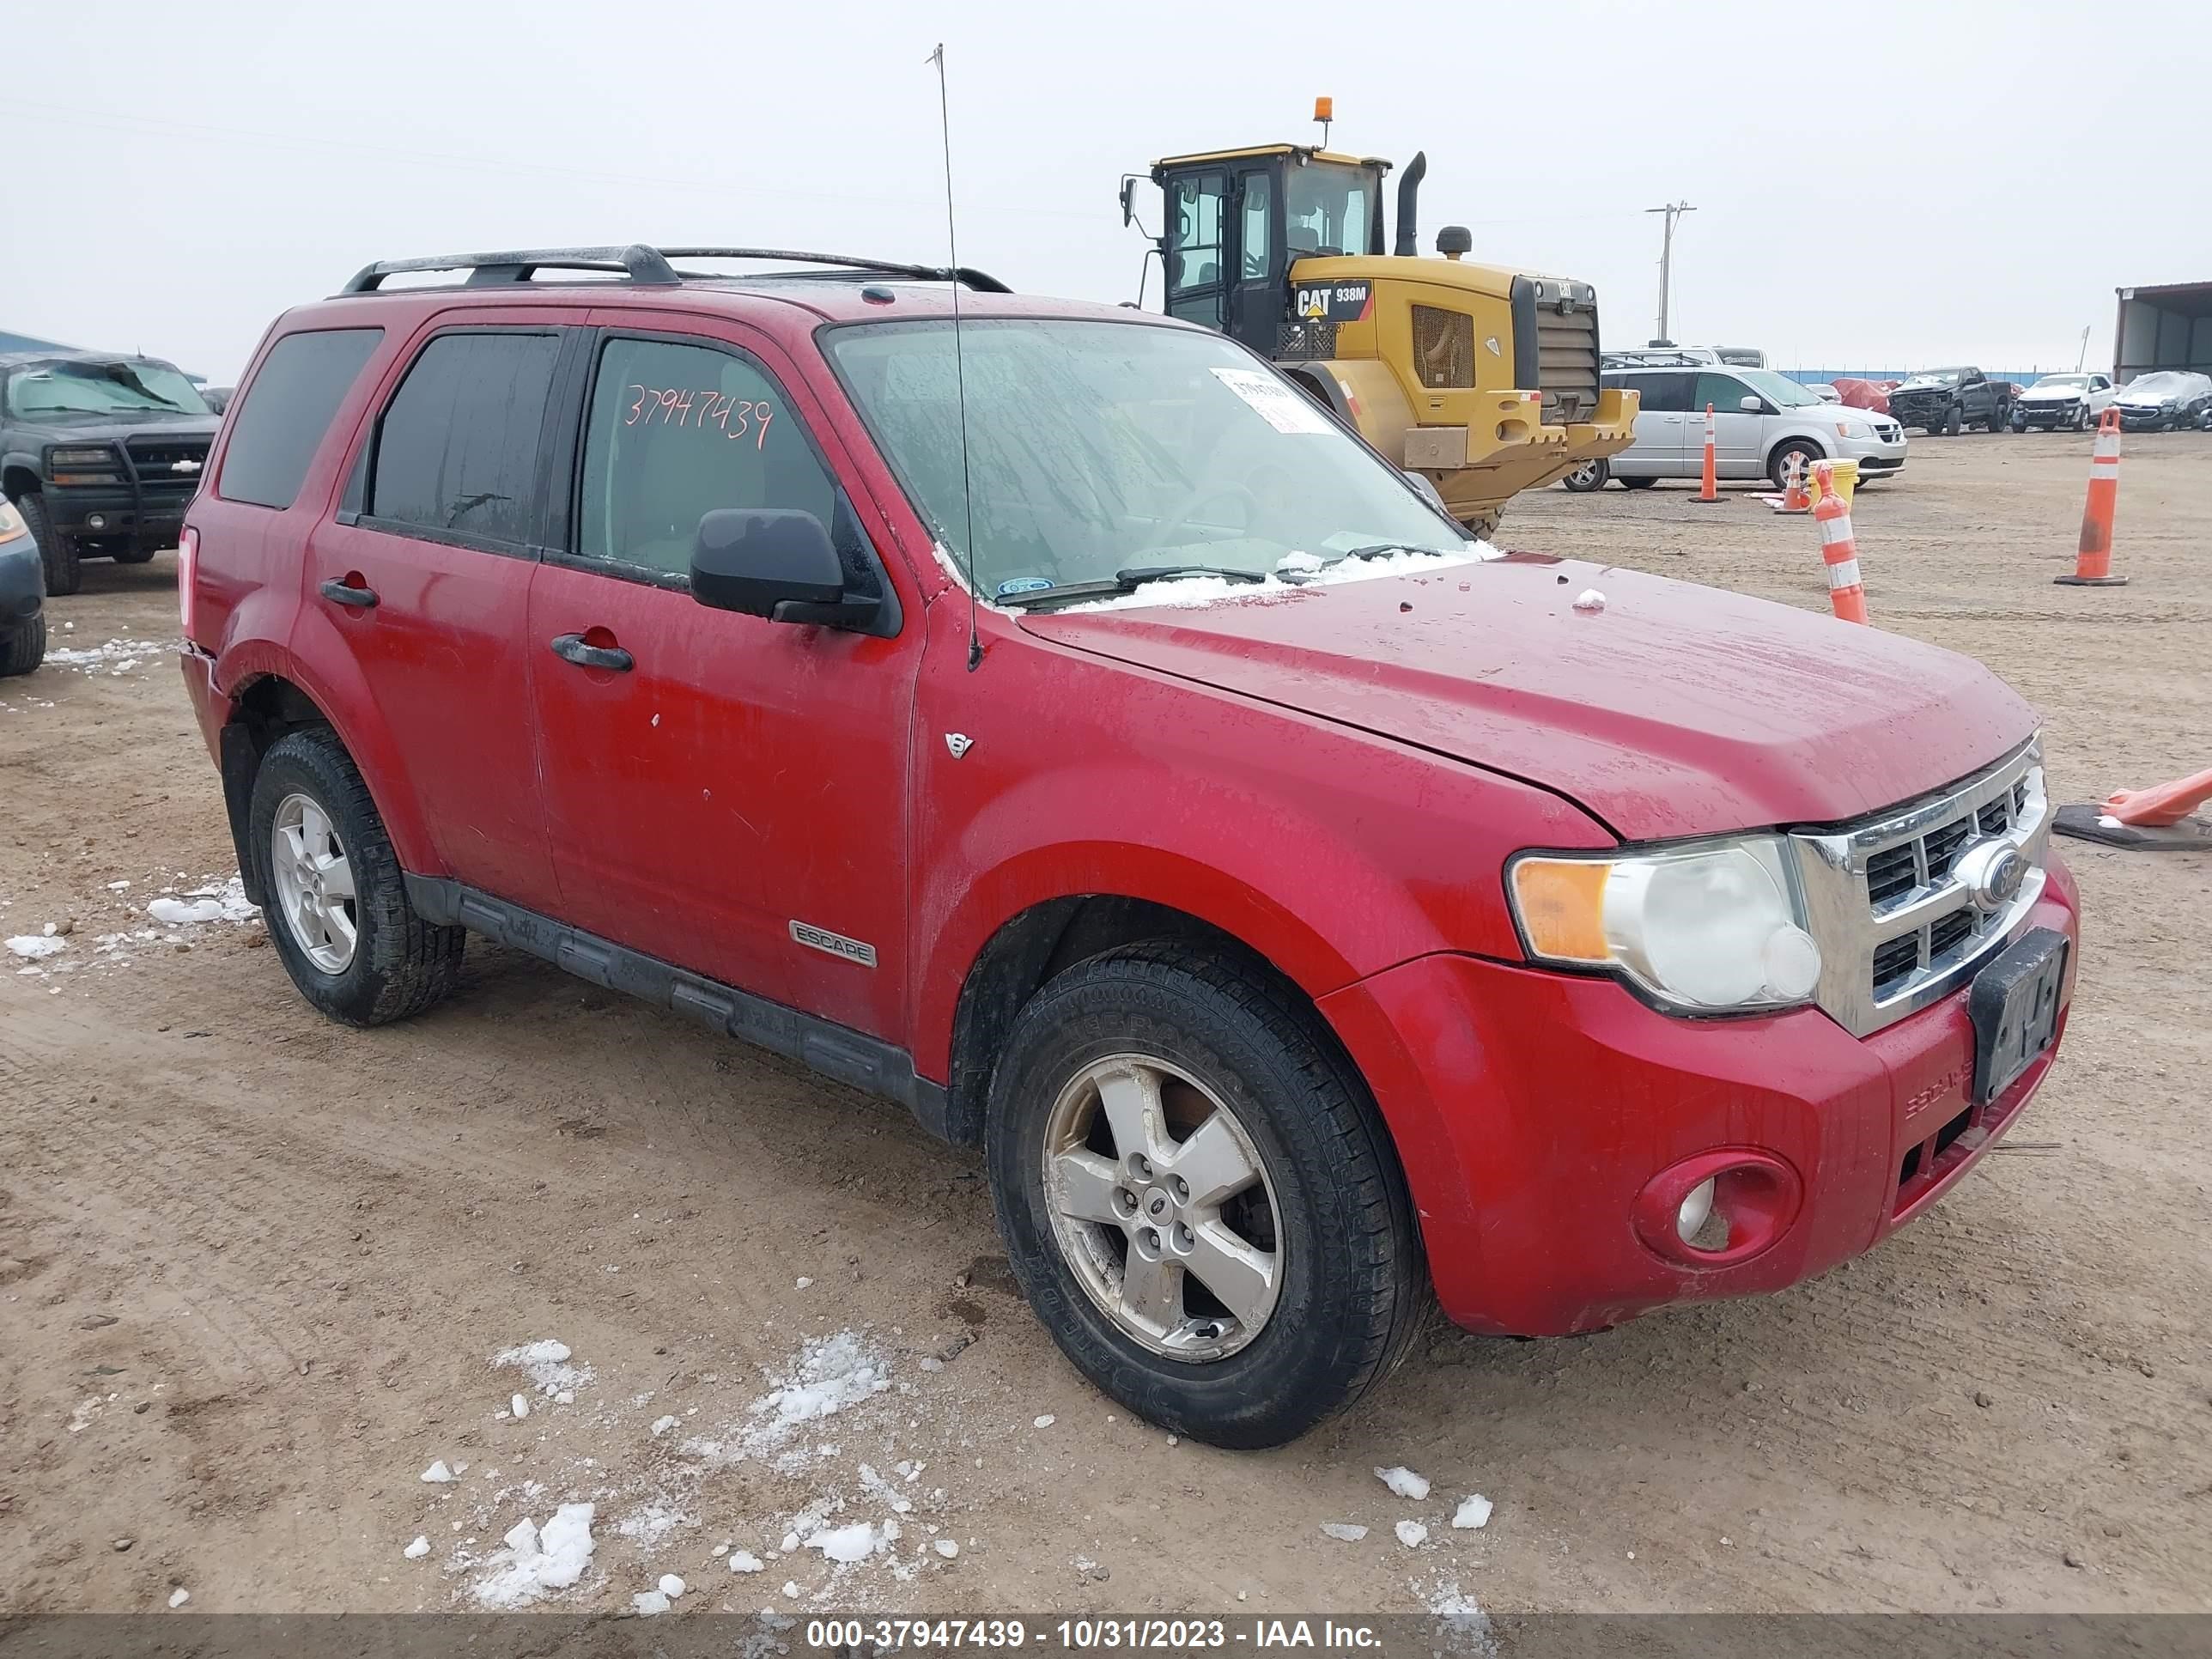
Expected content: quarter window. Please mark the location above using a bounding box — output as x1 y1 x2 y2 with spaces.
369 331 560 547
576 337 841 582
219 328 385 509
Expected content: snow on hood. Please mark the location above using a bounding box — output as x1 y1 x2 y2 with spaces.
1888 375 1960 395
2113 372 2211 404
1058 545 1495 614
2019 380 2090 402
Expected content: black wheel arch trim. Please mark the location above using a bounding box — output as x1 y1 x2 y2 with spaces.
402 875 952 1141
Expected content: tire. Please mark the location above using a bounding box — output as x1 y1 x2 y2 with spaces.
111 544 159 565
984 943 1425 1449
1618 475 1657 489
15 493 80 597
247 726 465 1027
1768 439 1823 492
1943 406 1963 436
0 614 45 677
1561 459 1608 493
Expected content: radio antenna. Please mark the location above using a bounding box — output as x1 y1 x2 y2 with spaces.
927 42 983 672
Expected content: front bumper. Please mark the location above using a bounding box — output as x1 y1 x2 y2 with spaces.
2116 408 2177 431
1836 433 1908 475
41 481 192 544
0 531 42 624
2017 402 2086 428
1319 854 2079 1336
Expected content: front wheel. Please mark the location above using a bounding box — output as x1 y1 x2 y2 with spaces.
248 726 465 1027
15 493 80 597
1944 406 1964 436
1561 459 1608 492
1769 440 1824 492
0 615 45 677
985 944 1425 1449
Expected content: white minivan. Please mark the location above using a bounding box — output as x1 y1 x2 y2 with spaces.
1565 366 1907 491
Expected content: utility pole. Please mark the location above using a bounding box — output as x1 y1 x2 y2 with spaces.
2075 325 2090 372
1645 201 1695 345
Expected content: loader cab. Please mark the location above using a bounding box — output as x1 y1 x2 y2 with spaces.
1148 147 1389 356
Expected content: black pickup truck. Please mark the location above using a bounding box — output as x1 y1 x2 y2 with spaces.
0 351 219 595
1885 367 2012 436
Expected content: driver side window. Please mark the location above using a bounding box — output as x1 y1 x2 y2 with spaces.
1168 172 1226 298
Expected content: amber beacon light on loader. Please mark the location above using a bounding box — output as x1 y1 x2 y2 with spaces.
1124 100 1638 535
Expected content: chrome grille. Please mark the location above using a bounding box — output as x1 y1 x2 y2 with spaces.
1790 741 2050 1037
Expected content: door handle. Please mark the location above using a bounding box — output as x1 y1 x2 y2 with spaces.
319 577 378 609
550 632 634 672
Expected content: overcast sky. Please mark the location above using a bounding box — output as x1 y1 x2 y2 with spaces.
8 1 2208 381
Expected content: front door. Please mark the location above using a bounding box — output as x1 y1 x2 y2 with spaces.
1163 169 1229 333
1695 371 1763 477
524 319 921 1039
1224 164 1281 357
305 319 568 911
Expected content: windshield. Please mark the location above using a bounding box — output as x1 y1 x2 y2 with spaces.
5 359 210 418
1284 162 1376 258
824 319 1468 599
2124 372 2195 397
2031 374 2089 391
1738 369 1824 409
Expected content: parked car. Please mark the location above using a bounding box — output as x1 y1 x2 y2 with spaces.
2110 370 2212 432
0 350 220 595
201 386 235 414
181 243 2078 1449
1602 345 1722 369
2011 373 2115 432
0 495 45 675
1569 365 1905 490
1885 367 2010 435
1809 383 1841 403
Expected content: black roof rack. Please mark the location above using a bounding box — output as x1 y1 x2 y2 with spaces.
338 244 1011 295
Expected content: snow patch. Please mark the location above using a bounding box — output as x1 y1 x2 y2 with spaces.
5 935 65 960
493 1339 592 1395
1452 1494 1493 1530
1375 1466 1431 1502
1572 588 1607 612
1321 1522 1369 1542
1061 546 1494 615
742 1331 891 1453
167 1588 190 1609
420 1461 456 1484
145 877 257 927
1395 1520 1429 1549
806 1522 885 1565
933 1538 959 1559
471 1503 596 1608
728 1550 765 1574
404 1535 431 1559
46 638 173 676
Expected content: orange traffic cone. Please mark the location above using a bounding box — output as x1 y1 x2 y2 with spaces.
1780 453 1811 514
1692 402 1726 504
2056 407 2127 586
1811 462 1867 623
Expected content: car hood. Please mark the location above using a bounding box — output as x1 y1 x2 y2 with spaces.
6 413 220 446
1018 556 2035 840
2020 384 2087 403
1887 379 1958 398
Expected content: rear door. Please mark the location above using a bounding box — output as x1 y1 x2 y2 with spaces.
1695 372 1763 477
1613 371 1695 476
305 317 568 911
524 317 921 1039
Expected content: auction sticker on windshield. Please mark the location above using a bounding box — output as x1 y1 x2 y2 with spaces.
1210 368 1333 435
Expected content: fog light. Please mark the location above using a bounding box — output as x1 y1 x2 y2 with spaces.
1675 1177 1716 1243
87 514 107 530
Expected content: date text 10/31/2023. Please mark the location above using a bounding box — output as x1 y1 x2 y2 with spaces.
801 1620 1395 1651
623 384 775 447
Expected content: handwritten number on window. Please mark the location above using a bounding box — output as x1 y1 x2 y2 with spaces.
621 384 776 449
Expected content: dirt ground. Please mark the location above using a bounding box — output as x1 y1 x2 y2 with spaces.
3 433 2208 1621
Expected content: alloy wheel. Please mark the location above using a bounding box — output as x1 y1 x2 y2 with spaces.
271 792 359 973
1040 1054 1282 1362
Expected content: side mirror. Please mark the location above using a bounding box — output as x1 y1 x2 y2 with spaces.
1739 395 1763 414
1120 179 1138 228
690 509 876 629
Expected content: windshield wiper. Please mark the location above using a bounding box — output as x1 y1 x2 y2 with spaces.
1322 542 1460 566
1110 563 1267 589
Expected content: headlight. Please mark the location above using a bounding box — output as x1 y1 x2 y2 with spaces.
0 499 23 538
48 445 118 469
1508 837 1822 1013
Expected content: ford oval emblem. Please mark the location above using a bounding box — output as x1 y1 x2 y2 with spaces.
1954 838 2027 913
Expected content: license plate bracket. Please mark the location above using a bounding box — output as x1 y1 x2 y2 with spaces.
1966 927 2069 1104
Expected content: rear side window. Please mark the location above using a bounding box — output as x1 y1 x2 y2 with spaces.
217 328 384 509
1619 370 1693 413
369 331 561 548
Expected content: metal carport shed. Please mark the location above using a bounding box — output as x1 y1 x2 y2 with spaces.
2114 281 2212 382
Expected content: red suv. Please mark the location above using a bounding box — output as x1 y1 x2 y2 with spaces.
180 245 2078 1448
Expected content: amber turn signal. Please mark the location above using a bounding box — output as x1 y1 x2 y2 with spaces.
1509 858 1612 963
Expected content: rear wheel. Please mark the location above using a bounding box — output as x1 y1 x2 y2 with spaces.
15 493 79 597
111 544 159 565
0 614 45 677
249 726 465 1027
985 944 1425 1449
1561 459 1608 492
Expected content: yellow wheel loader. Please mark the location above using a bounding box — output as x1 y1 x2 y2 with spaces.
1126 126 1637 535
